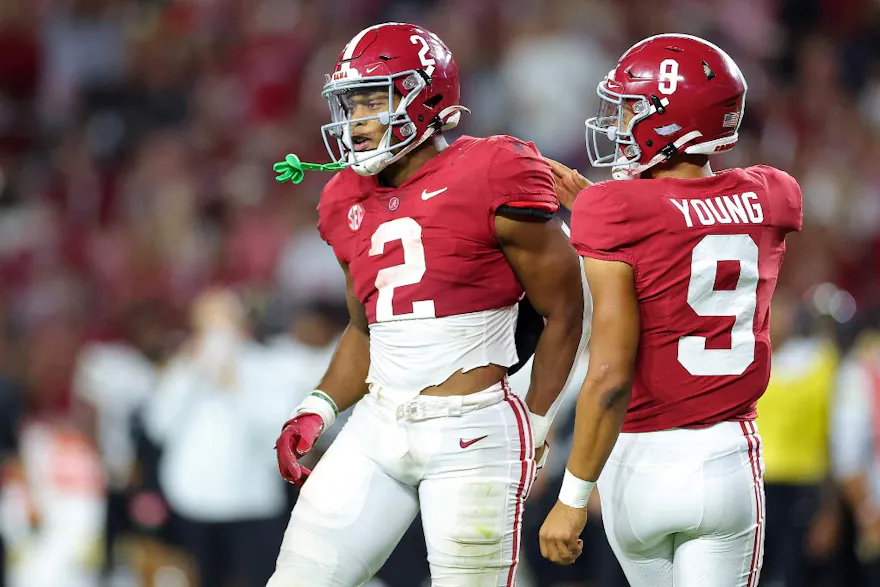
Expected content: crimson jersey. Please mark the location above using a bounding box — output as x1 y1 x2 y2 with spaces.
317 135 559 324
571 166 803 433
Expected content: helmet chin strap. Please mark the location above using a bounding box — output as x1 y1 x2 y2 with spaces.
349 105 470 176
612 130 703 180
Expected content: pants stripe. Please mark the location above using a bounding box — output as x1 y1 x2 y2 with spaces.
741 421 764 587
503 385 530 587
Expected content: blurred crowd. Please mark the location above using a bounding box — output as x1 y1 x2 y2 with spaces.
2 0 880 585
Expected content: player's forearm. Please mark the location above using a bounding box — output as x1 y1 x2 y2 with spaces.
316 323 371 413
524 308 582 416
566 367 632 482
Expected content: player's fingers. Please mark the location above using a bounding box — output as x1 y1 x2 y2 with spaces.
550 540 577 565
293 435 312 456
538 529 558 562
296 465 312 486
543 539 561 563
544 157 572 179
570 538 584 560
276 441 295 475
552 172 573 199
279 461 299 485
563 169 589 195
570 168 591 190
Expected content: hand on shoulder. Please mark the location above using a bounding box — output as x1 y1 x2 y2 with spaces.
544 158 592 210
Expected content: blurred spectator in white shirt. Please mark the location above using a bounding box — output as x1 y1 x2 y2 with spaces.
142 288 294 587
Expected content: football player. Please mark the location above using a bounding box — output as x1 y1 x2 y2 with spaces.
538 34 803 587
267 23 584 586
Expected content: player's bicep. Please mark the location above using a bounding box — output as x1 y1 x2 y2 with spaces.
582 257 639 374
339 260 368 334
495 213 582 319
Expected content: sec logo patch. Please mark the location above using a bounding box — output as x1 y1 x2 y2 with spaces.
348 204 365 231
389 197 400 211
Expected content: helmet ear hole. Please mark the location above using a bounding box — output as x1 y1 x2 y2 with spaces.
423 95 443 110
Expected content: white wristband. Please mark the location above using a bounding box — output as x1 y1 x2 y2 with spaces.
558 469 595 509
294 390 338 431
527 410 552 448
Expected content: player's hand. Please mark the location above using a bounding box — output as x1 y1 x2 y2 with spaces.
275 413 324 486
545 158 591 210
539 500 587 565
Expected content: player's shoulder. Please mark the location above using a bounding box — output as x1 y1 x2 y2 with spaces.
455 134 543 157
570 180 646 262
485 134 543 156
487 135 548 176
741 165 803 232
317 169 371 250
742 165 801 197
318 168 367 213
572 179 646 219
452 134 547 176
451 135 556 213
453 134 542 167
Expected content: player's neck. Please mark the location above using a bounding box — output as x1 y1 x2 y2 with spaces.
379 135 449 187
644 155 713 180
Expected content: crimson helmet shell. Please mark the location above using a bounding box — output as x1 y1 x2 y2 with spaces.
321 23 466 175
586 34 747 179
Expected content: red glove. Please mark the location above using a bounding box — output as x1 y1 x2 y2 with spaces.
275 413 324 486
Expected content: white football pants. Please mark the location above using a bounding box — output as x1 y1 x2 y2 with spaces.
266 380 537 587
598 420 765 587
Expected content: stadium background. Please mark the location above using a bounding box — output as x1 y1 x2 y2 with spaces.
0 0 879 585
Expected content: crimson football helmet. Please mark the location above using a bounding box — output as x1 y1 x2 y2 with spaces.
586 34 747 180
321 22 468 176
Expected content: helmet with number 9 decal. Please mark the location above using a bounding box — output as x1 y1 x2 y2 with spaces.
321 22 468 176
586 34 747 180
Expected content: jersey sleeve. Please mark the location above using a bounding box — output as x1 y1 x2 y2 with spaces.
759 166 803 234
569 183 638 267
487 136 560 216
316 174 351 264
316 199 332 245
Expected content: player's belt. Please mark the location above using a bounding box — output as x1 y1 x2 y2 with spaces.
395 385 506 423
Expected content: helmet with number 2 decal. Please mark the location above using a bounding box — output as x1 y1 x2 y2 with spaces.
321 22 468 176
586 34 747 180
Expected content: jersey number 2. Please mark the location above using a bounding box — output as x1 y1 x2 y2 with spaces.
678 234 759 376
370 217 436 322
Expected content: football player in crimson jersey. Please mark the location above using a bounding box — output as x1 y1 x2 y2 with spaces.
267 23 584 586
538 34 803 587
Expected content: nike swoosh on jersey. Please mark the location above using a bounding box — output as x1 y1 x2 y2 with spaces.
421 187 448 200
459 435 488 449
